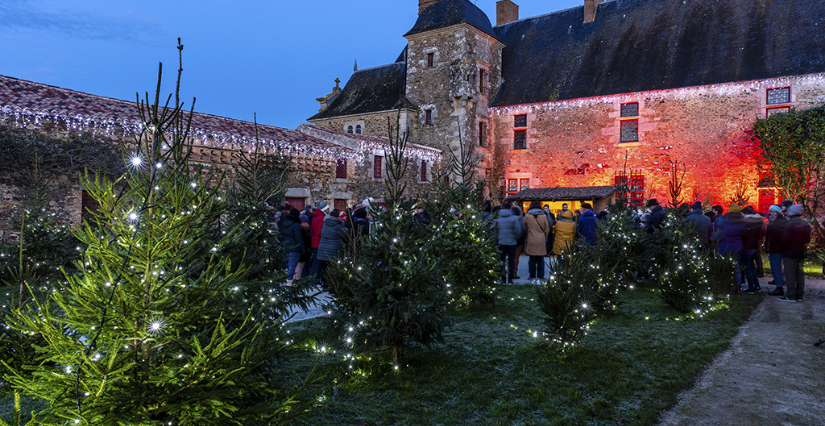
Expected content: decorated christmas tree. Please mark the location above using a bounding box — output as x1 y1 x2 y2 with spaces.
427 120 502 307
325 116 450 367
2 42 312 425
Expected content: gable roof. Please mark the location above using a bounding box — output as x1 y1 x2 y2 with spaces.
505 186 617 202
308 62 414 121
0 74 355 157
405 0 497 40
492 0 825 107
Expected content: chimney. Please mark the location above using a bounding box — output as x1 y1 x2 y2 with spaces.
419 0 440 15
496 0 519 26
584 0 603 23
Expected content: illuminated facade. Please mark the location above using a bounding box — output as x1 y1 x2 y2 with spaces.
309 0 825 212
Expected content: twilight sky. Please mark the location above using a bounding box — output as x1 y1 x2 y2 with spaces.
1 0 583 129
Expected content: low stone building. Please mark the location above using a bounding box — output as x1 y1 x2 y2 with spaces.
0 75 440 236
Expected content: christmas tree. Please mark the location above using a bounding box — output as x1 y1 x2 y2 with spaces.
427 119 502 307
2 42 312 425
325 115 450 367
219 118 317 322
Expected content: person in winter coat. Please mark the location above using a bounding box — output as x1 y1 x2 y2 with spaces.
294 214 312 280
512 206 526 279
523 201 550 284
316 209 347 288
714 203 745 288
543 204 556 256
779 204 811 302
281 209 305 286
309 201 330 281
646 199 667 232
763 205 788 296
684 201 712 250
553 209 577 257
740 206 764 292
495 202 522 283
576 202 598 245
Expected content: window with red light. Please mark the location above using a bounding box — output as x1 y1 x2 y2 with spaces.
336 158 347 179
334 199 348 212
758 189 776 215
373 155 383 179
615 173 645 207
519 178 530 191
285 197 306 210
507 179 518 195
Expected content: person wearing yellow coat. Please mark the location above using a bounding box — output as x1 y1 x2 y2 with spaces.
552 209 577 257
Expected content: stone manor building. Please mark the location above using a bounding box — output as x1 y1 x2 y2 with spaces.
309 0 825 213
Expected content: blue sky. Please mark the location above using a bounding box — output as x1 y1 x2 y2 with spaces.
1 0 582 129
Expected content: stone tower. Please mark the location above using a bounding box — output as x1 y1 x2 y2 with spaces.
403 0 504 180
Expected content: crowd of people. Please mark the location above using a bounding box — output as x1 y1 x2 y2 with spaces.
490 198 812 301
271 199 374 287
275 196 813 302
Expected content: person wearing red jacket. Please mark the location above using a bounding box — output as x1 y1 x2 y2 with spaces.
309 201 330 282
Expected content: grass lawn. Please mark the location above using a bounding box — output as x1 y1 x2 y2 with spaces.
0 285 764 425
278 285 764 426
760 253 823 277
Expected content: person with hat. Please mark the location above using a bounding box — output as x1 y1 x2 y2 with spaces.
780 199 793 213
684 201 712 250
576 202 598 245
646 199 667 232
763 205 788 296
779 204 811 302
713 203 746 291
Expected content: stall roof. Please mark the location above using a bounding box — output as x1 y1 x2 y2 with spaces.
505 186 617 201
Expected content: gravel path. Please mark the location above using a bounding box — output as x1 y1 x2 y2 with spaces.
657 278 825 426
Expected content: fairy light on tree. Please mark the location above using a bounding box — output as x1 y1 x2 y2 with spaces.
2 39 315 424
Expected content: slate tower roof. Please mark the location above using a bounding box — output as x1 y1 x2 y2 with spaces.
492 0 825 107
405 0 498 39
308 61 414 120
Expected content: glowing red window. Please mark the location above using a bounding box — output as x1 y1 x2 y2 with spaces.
336 158 347 179
373 155 383 179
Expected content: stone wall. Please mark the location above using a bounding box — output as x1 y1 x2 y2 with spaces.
490 73 825 209
404 24 502 179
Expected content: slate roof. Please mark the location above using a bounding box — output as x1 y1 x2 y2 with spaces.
492 0 825 107
405 0 497 40
308 62 414 121
0 75 354 157
505 186 617 202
